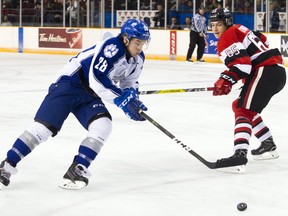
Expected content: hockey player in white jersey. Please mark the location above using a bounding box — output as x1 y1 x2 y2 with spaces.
0 19 150 190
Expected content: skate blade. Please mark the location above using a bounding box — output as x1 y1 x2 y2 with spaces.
216 165 246 173
59 179 87 190
252 150 279 160
0 183 3 190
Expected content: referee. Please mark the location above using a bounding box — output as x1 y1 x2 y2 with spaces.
186 6 208 62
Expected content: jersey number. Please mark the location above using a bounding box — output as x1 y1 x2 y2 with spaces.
95 57 108 72
225 45 240 57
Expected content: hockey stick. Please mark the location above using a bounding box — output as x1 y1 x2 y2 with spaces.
139 87 214 95
139 111 217 169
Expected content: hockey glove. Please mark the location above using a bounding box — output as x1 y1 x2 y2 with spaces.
213 72 237 96
114 88 147 121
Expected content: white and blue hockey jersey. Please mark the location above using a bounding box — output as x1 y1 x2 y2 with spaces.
55 35 145 104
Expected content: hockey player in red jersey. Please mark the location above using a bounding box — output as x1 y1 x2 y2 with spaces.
210 8 286 172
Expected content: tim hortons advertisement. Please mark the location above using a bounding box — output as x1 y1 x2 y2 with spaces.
39 28 82 49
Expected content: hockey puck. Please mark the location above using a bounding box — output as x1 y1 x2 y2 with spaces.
237 202 247 211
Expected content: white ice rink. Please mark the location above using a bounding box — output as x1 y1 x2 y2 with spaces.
0 53 288 216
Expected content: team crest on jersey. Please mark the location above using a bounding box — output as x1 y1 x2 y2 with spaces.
104 44 119 58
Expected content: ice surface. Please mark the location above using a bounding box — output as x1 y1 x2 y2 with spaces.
0 53 287 216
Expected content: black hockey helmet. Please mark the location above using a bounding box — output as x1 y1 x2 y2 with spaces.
209 8 233 27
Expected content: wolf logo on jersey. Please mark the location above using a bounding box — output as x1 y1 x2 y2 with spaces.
104 44 119 58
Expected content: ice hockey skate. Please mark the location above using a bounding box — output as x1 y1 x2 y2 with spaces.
0 160 17 189
59 162 91 190
251 137 279 160
215 149 248 173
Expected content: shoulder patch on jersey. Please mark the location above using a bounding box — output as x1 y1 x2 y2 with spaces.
104 44 119 58
238 25 249 33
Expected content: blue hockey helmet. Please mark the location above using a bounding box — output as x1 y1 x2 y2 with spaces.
210 8 233 27
121 19 151 41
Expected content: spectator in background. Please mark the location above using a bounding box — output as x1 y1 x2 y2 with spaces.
141 0 151 10
181 16 192 30
79 0 87 27
34 1 41 24
178 0 189 11
243 0 253 12
22 0 35 24
169 16 181 30
207 0 222 12
169 0 177 10
263 1 280 32
185 1 193 11
45 0 63 25
186 6 208 62
152 4 165 28
66 0 78 27
52 0 64 24
2 0 11 16
1 15 13 26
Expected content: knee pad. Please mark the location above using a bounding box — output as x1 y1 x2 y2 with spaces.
25 121 53 144
88 117 112 144
232 98 257 121
233 107 257 121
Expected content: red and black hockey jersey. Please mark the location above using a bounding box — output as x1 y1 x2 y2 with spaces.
217 24 283 81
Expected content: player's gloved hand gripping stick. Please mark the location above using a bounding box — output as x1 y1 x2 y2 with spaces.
213 71 237 96
114 87 147 121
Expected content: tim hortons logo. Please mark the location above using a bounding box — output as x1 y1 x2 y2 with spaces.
39 33 67 42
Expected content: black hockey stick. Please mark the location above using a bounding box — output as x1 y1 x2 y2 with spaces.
139 87 214 95
139 111 217 169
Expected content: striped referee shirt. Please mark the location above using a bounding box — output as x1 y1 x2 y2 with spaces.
191 13 207 34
